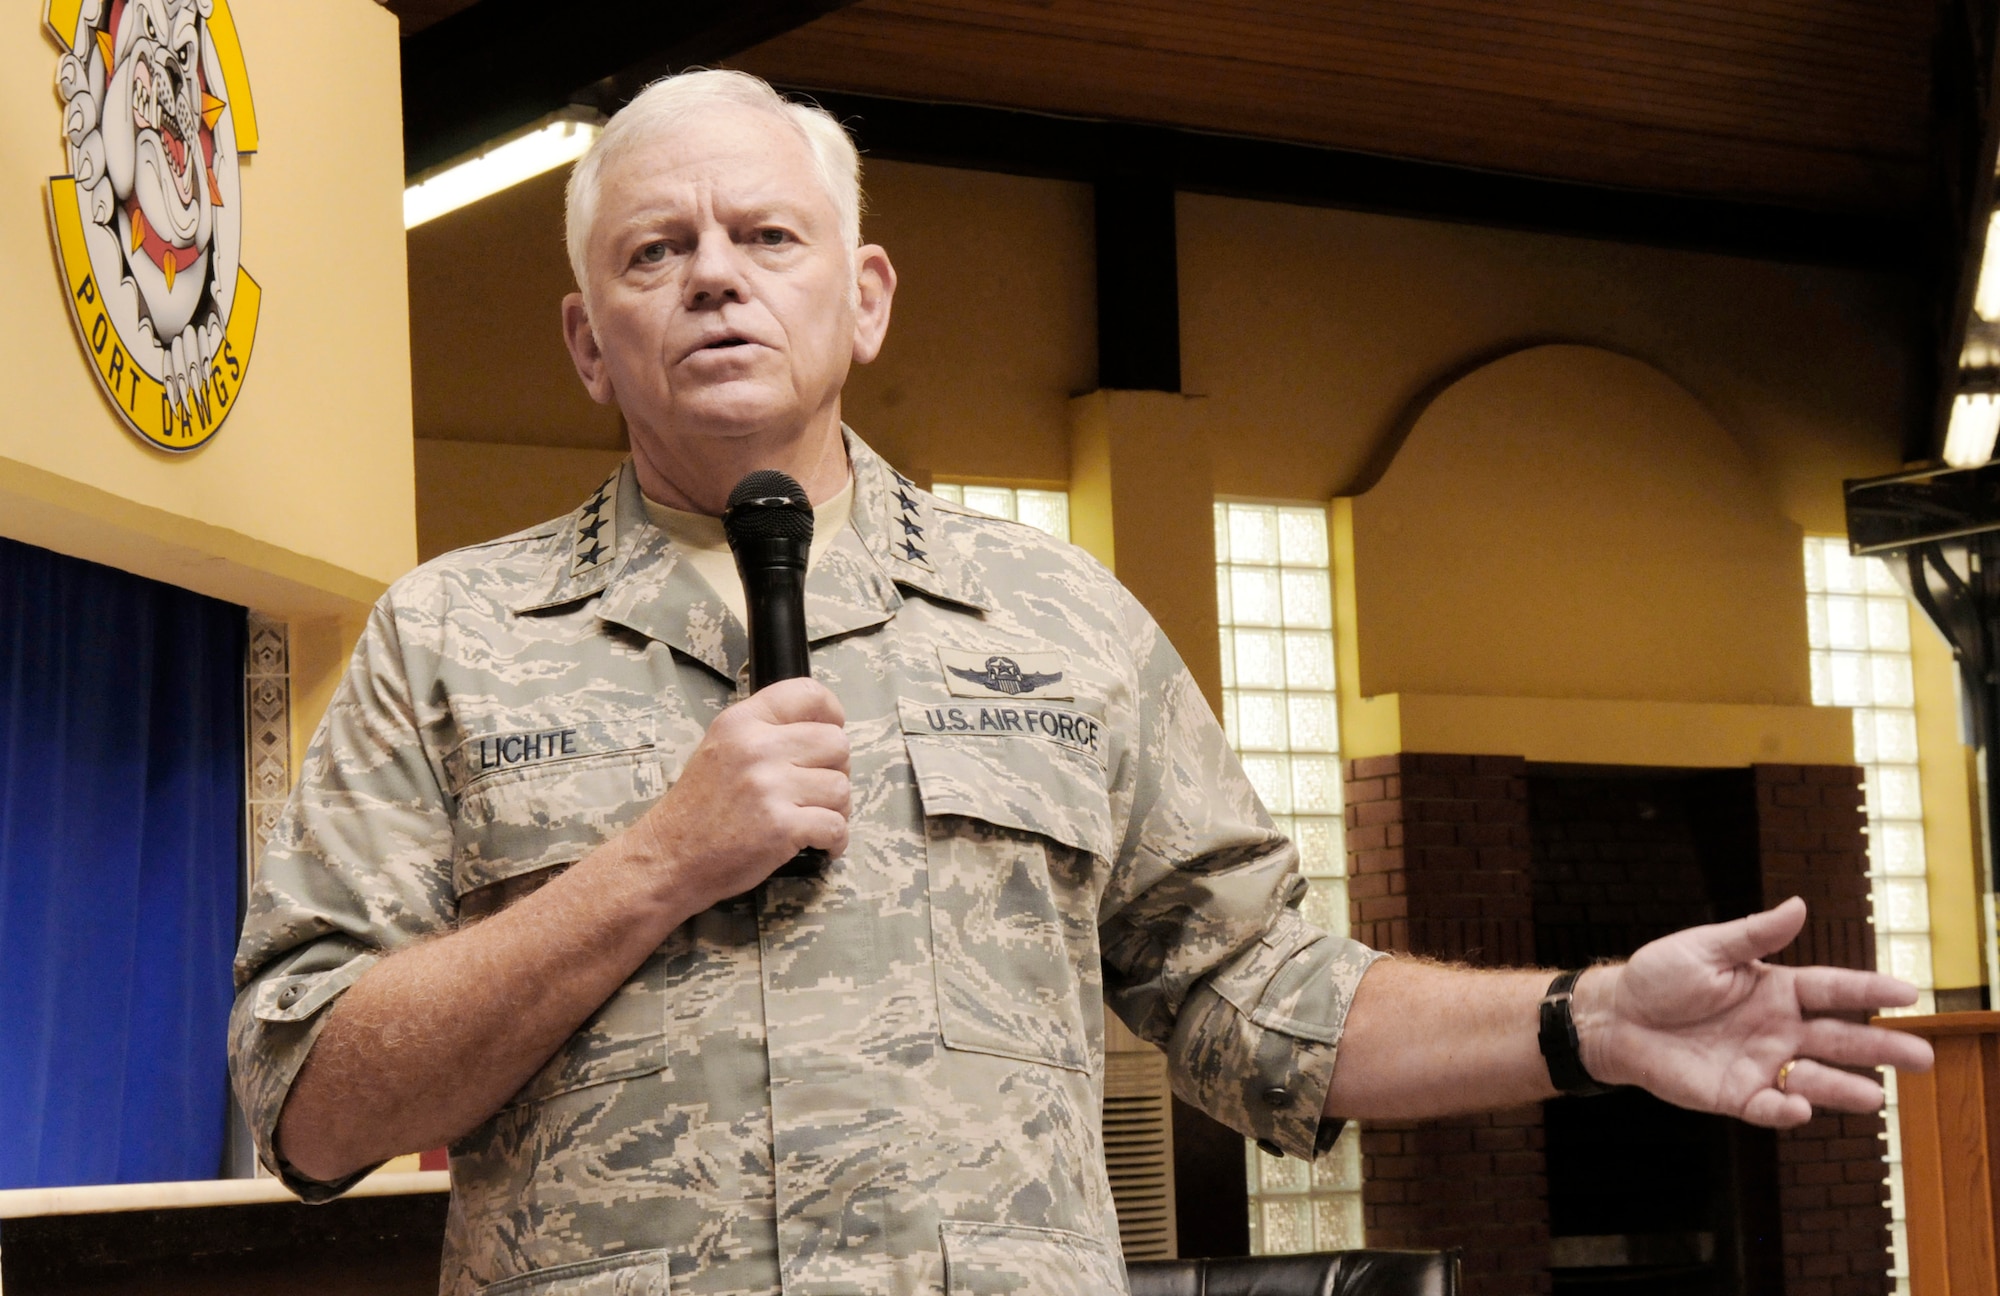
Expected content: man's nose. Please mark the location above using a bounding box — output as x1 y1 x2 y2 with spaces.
684 231 747 308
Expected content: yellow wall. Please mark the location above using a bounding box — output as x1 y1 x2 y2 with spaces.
415 440 628 561
1910 615 1988 992
3 0 414 622
1179 194 1915 535
1350 345 1810 706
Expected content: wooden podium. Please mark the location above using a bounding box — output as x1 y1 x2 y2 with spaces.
1878 1012 2000 1296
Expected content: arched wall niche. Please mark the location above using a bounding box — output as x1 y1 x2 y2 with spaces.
1347 343 1811 709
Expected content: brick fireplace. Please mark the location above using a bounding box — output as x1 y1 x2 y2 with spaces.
1344 754 1891 1296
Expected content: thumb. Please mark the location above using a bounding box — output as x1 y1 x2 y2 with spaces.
1701 896 1807 967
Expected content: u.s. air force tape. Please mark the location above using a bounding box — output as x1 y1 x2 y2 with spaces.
899 697 1103 759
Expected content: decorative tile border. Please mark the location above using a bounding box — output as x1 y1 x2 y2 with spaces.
244 613 290 876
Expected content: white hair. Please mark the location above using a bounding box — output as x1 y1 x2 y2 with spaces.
564 70 863 292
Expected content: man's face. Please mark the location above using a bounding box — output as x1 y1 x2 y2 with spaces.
562 105 892 458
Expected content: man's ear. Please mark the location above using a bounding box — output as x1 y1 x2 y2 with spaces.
849 245 897 366
561 292 618 405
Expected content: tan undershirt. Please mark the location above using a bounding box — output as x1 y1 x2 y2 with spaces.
640 476 856 628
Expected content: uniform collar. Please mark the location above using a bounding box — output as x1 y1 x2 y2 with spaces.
843 430 993 614
511 430 991 686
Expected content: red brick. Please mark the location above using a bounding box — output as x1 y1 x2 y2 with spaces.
1353 799 1404 828
1346 776 1387 805
1349 754 1403 780
1345 823 1388 852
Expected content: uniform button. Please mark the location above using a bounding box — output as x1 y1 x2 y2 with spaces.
1256 1139 1284 1158
276 985 302 1008
1262 1085 1291 1108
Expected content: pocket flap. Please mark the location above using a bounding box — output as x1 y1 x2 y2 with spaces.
478 1249 671 1296
939 1220 1123 1295
902 700 1113 858
452 749 664 896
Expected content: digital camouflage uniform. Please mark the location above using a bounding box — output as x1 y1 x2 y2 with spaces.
229 432 1383 1296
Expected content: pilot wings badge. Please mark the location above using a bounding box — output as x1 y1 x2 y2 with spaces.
938 648 1072 700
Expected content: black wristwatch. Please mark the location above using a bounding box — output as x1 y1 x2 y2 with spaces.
1538 968 1613 1097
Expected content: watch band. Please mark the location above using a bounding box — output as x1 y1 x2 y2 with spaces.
1538 968 1613 1097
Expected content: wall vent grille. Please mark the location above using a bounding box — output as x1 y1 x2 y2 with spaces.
1103 1049 1176 1261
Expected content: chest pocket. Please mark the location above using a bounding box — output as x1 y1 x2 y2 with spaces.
903 700 1114 1074
444 717 669 1106
447 717 664 898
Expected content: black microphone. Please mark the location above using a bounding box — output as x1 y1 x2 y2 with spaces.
722 469 824 879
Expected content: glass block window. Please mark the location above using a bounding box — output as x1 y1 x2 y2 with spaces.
1245 1124 1366 1256
1804 536 1935 1295
931 482 1070 542
1804 538 1935 1009
1216 501 1359 1253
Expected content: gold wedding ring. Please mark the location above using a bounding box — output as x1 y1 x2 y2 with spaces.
1775 1059 1799 1094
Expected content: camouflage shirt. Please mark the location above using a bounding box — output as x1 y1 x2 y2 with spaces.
229 431 1382 1296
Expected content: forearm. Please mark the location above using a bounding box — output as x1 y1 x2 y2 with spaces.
1321 957 1583 1119
275 833 695 1182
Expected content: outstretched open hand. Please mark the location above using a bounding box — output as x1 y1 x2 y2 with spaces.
1573 897 1935 1128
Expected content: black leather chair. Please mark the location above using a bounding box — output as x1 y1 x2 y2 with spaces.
1128 1250 1460 1296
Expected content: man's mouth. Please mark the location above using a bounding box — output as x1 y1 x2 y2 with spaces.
685 335 760 361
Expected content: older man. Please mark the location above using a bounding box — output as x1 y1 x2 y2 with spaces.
230 70 1932 1296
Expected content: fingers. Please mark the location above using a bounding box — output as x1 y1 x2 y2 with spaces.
1739 1087 1815 1129
1792 965 1919 1016
1796 1017 1937 1073
793 805 850 859
1802 1017 1936 1076
1778 1059 1887 1115
1700 896 1808 967
747 677 846 727
790 767 852 818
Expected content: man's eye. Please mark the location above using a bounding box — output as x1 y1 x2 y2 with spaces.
754 229 790 246
636 243 668 264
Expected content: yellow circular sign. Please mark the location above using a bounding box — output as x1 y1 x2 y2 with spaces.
46 0 261 452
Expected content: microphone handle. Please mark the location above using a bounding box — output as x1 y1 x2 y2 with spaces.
741 553 825 879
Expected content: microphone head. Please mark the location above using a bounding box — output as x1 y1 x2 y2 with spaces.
723 470 815 549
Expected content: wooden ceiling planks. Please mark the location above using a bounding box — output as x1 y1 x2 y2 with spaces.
727 0 1937 215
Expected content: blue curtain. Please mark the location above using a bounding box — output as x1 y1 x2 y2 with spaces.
0 536 245 1188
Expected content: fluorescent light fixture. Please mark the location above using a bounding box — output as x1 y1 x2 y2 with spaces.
1943 391 2000 468
1978 210 2000 322
404 111 602 229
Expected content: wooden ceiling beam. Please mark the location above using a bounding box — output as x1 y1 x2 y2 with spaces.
793 88 1918 274
400 0 865 175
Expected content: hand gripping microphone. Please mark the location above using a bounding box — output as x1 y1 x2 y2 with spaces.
722 469 824 879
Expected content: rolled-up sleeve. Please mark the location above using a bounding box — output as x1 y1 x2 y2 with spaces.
1098 590 1382 1161
228 591 456 1200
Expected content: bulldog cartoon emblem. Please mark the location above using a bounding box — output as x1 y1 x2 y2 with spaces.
47 0 261 451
